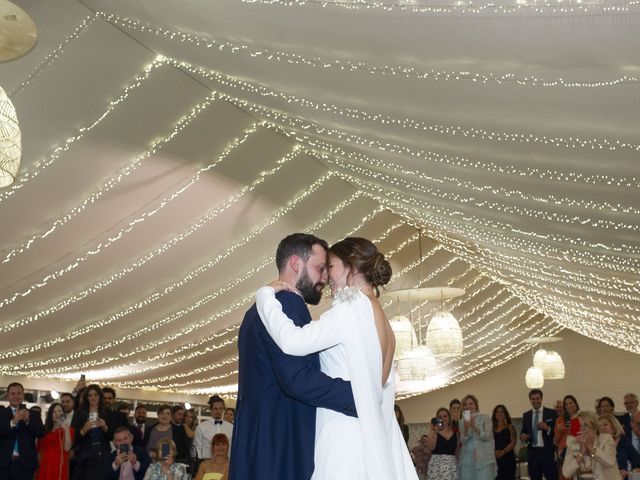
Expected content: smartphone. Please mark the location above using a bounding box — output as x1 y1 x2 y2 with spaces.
161 443 170 459
462 410 471 421
89 411 98 424
436 419 444 430
80 374 86 382
59 412 67 423
18 403 27 411
119 444 129 455
430 417 438 426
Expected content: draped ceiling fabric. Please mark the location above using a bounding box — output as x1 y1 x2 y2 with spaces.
0 0 637 399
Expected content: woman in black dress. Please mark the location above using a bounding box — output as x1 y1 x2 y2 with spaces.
492 404 516 480
425 407 458 480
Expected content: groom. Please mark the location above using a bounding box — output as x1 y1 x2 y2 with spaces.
229 233 357 480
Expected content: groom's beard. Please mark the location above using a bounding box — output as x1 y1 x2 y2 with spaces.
296 266 324 305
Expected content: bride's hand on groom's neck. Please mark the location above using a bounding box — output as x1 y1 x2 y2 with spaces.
267 280 294 293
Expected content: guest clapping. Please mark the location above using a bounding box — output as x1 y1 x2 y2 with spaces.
562 411 619 480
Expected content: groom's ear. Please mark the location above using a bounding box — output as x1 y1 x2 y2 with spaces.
288 255 302 274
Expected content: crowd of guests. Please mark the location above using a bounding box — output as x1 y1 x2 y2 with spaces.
0 381 234 480
399 390 640 480
5 379 640 480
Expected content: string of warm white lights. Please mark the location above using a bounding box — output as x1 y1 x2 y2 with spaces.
325 157 639 233
0 118 271 308
256 107 640 188
102 14 639 88
0 96 227 335
240 0 640 15
0 60 166 205
333 173 640 272
367 195 636 354
169 57 640 155
4 195 388 377
120 220 416 389
2 190 384 374
8 15 97 97
0 173 354 364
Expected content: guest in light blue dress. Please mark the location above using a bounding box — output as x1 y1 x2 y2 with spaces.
458 394 497 480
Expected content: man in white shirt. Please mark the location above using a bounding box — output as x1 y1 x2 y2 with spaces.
0 382 45 480
193 395 233 460
520 389 557 480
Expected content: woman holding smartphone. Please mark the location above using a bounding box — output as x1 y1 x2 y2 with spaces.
71 384 110 480
37 403 74 480
425 408 458 480
554 395 580 480
143 438 188 480
458 394 497 480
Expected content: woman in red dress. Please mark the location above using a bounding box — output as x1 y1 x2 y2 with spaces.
37 402 74 480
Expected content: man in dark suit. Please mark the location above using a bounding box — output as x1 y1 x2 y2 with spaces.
620 393 638 439
0 382 45 480
131 405 148 448
521 389 558 480
103 427 151 480
229 233 357 480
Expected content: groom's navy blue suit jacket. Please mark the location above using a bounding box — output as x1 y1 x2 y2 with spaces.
229 291 357 480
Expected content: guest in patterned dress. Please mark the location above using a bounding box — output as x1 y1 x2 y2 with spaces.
425 408 458 480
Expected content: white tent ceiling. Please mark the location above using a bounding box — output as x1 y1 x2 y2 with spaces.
0 0 638 398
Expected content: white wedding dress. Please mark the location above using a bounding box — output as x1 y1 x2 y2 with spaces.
256 286 418 480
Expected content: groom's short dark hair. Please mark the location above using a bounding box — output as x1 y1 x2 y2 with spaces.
276 233 328 272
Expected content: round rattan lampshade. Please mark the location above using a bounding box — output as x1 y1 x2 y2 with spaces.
425 311 463 357
0 86 21 187
525 366 545 388
542 351 565 380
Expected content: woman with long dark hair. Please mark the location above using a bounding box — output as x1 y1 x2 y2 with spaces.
425 407 458 480
71 384 110 480
492 404 516 480
554 394 580 480
36 403 73 480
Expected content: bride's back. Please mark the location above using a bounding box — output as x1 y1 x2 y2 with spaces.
367 294 396 386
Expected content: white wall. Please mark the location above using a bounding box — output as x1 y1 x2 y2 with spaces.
398 329 640 424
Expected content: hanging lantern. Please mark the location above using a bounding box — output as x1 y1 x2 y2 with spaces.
390 314 417 359
425 311 463 357
0 86 21 187
397 345 437 381
533 349 548 370
542 351 565 379
525 366 545 388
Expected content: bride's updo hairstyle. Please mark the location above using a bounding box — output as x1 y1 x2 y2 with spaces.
329 237 392 297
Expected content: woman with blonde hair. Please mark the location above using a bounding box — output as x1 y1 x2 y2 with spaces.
458 394 496 480
598 413 640 478
143 438 188 480
562 411 620 480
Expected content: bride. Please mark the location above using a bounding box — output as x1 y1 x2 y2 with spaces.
256 237 418 480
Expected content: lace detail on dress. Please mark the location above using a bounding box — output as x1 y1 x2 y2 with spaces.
333 286 362 305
